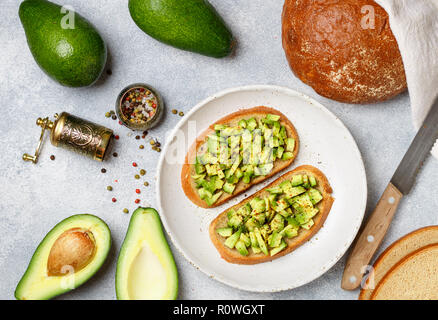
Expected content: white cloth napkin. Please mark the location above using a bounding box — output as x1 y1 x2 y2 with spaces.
375 0 438 158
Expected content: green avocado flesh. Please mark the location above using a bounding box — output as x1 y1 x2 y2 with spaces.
19 0 107 87
128 0 234 58
217 175 323 257
116 208 178 300
15 214 111 300
193 114 296 206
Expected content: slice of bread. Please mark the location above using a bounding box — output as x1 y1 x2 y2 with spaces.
359 226 438 300
370 243 438 300
181 106 300 208
209 165 334 265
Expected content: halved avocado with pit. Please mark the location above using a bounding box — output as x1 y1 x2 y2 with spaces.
15 214 111 300
115 208 178 300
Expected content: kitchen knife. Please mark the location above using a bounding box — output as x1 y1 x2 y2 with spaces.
341 97 438 290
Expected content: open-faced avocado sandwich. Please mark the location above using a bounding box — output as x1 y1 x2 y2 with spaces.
181 106 300 208
209 165 334 264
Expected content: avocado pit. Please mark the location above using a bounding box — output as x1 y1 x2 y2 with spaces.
47 228 96 276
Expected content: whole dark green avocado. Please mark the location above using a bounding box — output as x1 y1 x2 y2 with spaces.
19 0 107 87
128 0 234 58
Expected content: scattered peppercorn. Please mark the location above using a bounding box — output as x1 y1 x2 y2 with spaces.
106 69 112 76
101 168 107 173
144 182 149 187
114 135 119 140
179 111 184 117
139 145 144 150
135 199 140 204
140 169 146 176
135 174 140 180
171 109 177 114
50 155 55 161
105 112 111 118
112 198 117 203
112 115 117 120
123 208 129 214
132 162 138 167
136 189 141 194
113 152 118 157
156 148 161 152
149 139 155 145
135 135 140 140
107 186 113 191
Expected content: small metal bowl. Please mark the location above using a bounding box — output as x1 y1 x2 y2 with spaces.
115 83 164 131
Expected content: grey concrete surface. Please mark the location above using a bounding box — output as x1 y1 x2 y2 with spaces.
0 0 437 300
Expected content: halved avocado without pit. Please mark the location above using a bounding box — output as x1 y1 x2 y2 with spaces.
116 208 178 300
15 214 111 300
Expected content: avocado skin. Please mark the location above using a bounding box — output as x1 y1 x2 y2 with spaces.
129 0 234 58
19 0 107 87
14 214 111 300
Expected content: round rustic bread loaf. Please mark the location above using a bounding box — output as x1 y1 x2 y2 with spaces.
282 0 407 104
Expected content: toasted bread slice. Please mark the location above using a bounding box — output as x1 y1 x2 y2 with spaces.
370 243 438 300
359 226 438 300
181 106 299 208
209 165 334 265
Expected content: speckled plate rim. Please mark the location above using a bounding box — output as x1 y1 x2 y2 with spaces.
156 85 367 292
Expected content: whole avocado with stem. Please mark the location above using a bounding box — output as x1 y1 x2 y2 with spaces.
19 0 107 87
128 0 234 58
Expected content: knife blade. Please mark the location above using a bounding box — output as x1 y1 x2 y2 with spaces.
391 98 438 195
341 96 438 291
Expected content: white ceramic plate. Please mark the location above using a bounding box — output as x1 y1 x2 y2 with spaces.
157 85 367 292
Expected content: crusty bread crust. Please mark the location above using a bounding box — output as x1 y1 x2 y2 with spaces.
181 106 300 208
359 226 438 300
281 0 407 104
209 165 334 265
370 243 438 300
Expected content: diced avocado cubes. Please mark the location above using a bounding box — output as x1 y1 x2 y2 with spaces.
254 228 269 255
266 114 281 122
268 231 282 248
249 231 261 254
270 241 287 256
285 138 295 152
238 119 247 129
267 186 283 194
247 118 257 131
250 197 266 213
196 115 297 206
308 188 323 205
224 229 242 249
240 233 251 247
291 175 303 186
223 182 236 194
282 152 294 161
228 214 243 229
217 174 324 257
216 227 233 237
204 191 222 207
301 219 314 230
270 214 284 233
244 217 257 232
309 175 317 187
235 240 249 256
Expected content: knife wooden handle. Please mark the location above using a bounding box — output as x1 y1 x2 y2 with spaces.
341 183 403 290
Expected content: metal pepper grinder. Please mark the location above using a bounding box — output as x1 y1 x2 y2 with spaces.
23 112 114 163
